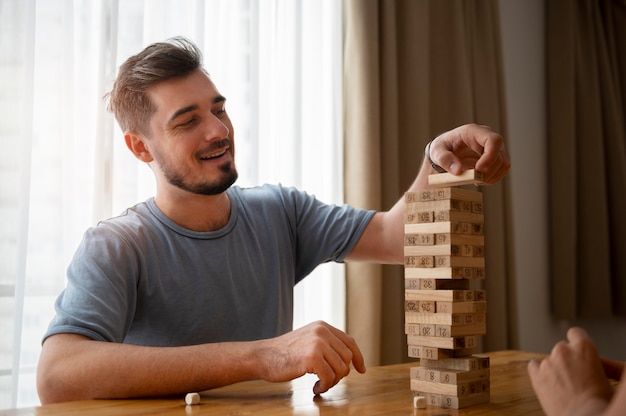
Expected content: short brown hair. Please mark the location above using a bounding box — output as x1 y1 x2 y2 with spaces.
107 37 204 135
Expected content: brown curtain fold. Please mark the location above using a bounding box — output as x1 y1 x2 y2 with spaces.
547 0 626 319
344 0 516 366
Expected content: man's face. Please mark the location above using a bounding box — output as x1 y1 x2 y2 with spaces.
144 69 238 196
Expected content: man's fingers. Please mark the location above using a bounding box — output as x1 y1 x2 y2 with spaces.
312 361 335 395
429 124 510 182
310 351 347 395
323 323 366 373
298 321 366 395
475 136 510 183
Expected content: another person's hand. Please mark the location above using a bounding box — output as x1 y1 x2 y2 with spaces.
255 321 366 395
428 123 510 184
527 327 614 416
601 357 625 381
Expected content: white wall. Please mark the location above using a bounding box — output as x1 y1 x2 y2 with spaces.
498 0 626 360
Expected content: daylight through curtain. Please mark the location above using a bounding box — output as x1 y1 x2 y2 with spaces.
0 0 343 408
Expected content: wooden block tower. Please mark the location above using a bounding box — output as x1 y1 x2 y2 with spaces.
405 169 490 409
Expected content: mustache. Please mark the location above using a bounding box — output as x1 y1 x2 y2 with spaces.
198 138 232 155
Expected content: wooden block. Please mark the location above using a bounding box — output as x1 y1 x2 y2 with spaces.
404 245 455 257
404 255 435 268
433 256 485 268
432 187 483 202
406 289 486 302
405 289 475 302
469 223 484 234
474 267 486 279
437 368 490 385
433 210 484 223
434 234 484 246
404 233 435 246
428 169 484 187
407 334 478 349
406 199 470 213
436 301 487 314
405 323 437 336
404 267 471 279
434 322 487 337
405 311 486 326
405 190 436 202
423 391 442 406
411 366 489 385
474 290 486 301
405 210 435 224
424 391 490 409
420 355 490 371
404 300 436 313
404 244 483 257
404 278 470 290
405 221 483 234
412 366 441 382
405 300 419 312
420 300 437 313
406 322 486 338
410 378 489 396
407 345 474 360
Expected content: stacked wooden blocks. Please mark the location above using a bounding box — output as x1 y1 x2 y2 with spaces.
405 169 490 410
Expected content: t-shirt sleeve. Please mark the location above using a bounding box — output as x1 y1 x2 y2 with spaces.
43 225 139 343
277 186 376 280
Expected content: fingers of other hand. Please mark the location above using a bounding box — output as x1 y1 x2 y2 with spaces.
528 327 613 400
600 357 625 381
566 326 591 344
305 322 365 395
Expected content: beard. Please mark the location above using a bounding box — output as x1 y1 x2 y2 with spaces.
166 162 238 196
156 138 239 196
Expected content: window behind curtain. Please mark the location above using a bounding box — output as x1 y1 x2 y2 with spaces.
0 0 343 408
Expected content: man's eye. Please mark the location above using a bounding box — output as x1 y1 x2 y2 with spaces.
177 117 197 128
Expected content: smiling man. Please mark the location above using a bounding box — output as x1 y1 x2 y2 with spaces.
36 37 510 404
125 68 237 231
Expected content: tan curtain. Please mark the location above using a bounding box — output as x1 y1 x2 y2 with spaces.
547 0 626 319
344 0 516 366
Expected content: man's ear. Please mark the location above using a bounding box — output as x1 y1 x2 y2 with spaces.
125 132 154 163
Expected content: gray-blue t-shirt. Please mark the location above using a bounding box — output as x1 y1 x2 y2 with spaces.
44 184 375 347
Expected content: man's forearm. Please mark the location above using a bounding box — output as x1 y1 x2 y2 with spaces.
37 334 262 404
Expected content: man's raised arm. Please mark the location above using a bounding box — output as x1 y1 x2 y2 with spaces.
346 124 510 264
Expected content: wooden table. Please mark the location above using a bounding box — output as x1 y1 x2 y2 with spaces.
5 350 544 415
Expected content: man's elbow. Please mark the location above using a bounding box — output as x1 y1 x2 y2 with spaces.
37 363 70 404
37 335 92 404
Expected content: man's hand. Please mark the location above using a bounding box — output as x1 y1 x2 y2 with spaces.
348 123 510 264
428 123 510 184
255 321 366 395
527 327 614 416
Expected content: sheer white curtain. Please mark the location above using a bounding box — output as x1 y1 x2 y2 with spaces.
0 0 343 409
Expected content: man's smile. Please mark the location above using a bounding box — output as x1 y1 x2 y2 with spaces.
200 147 229 160
198 139 232 161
